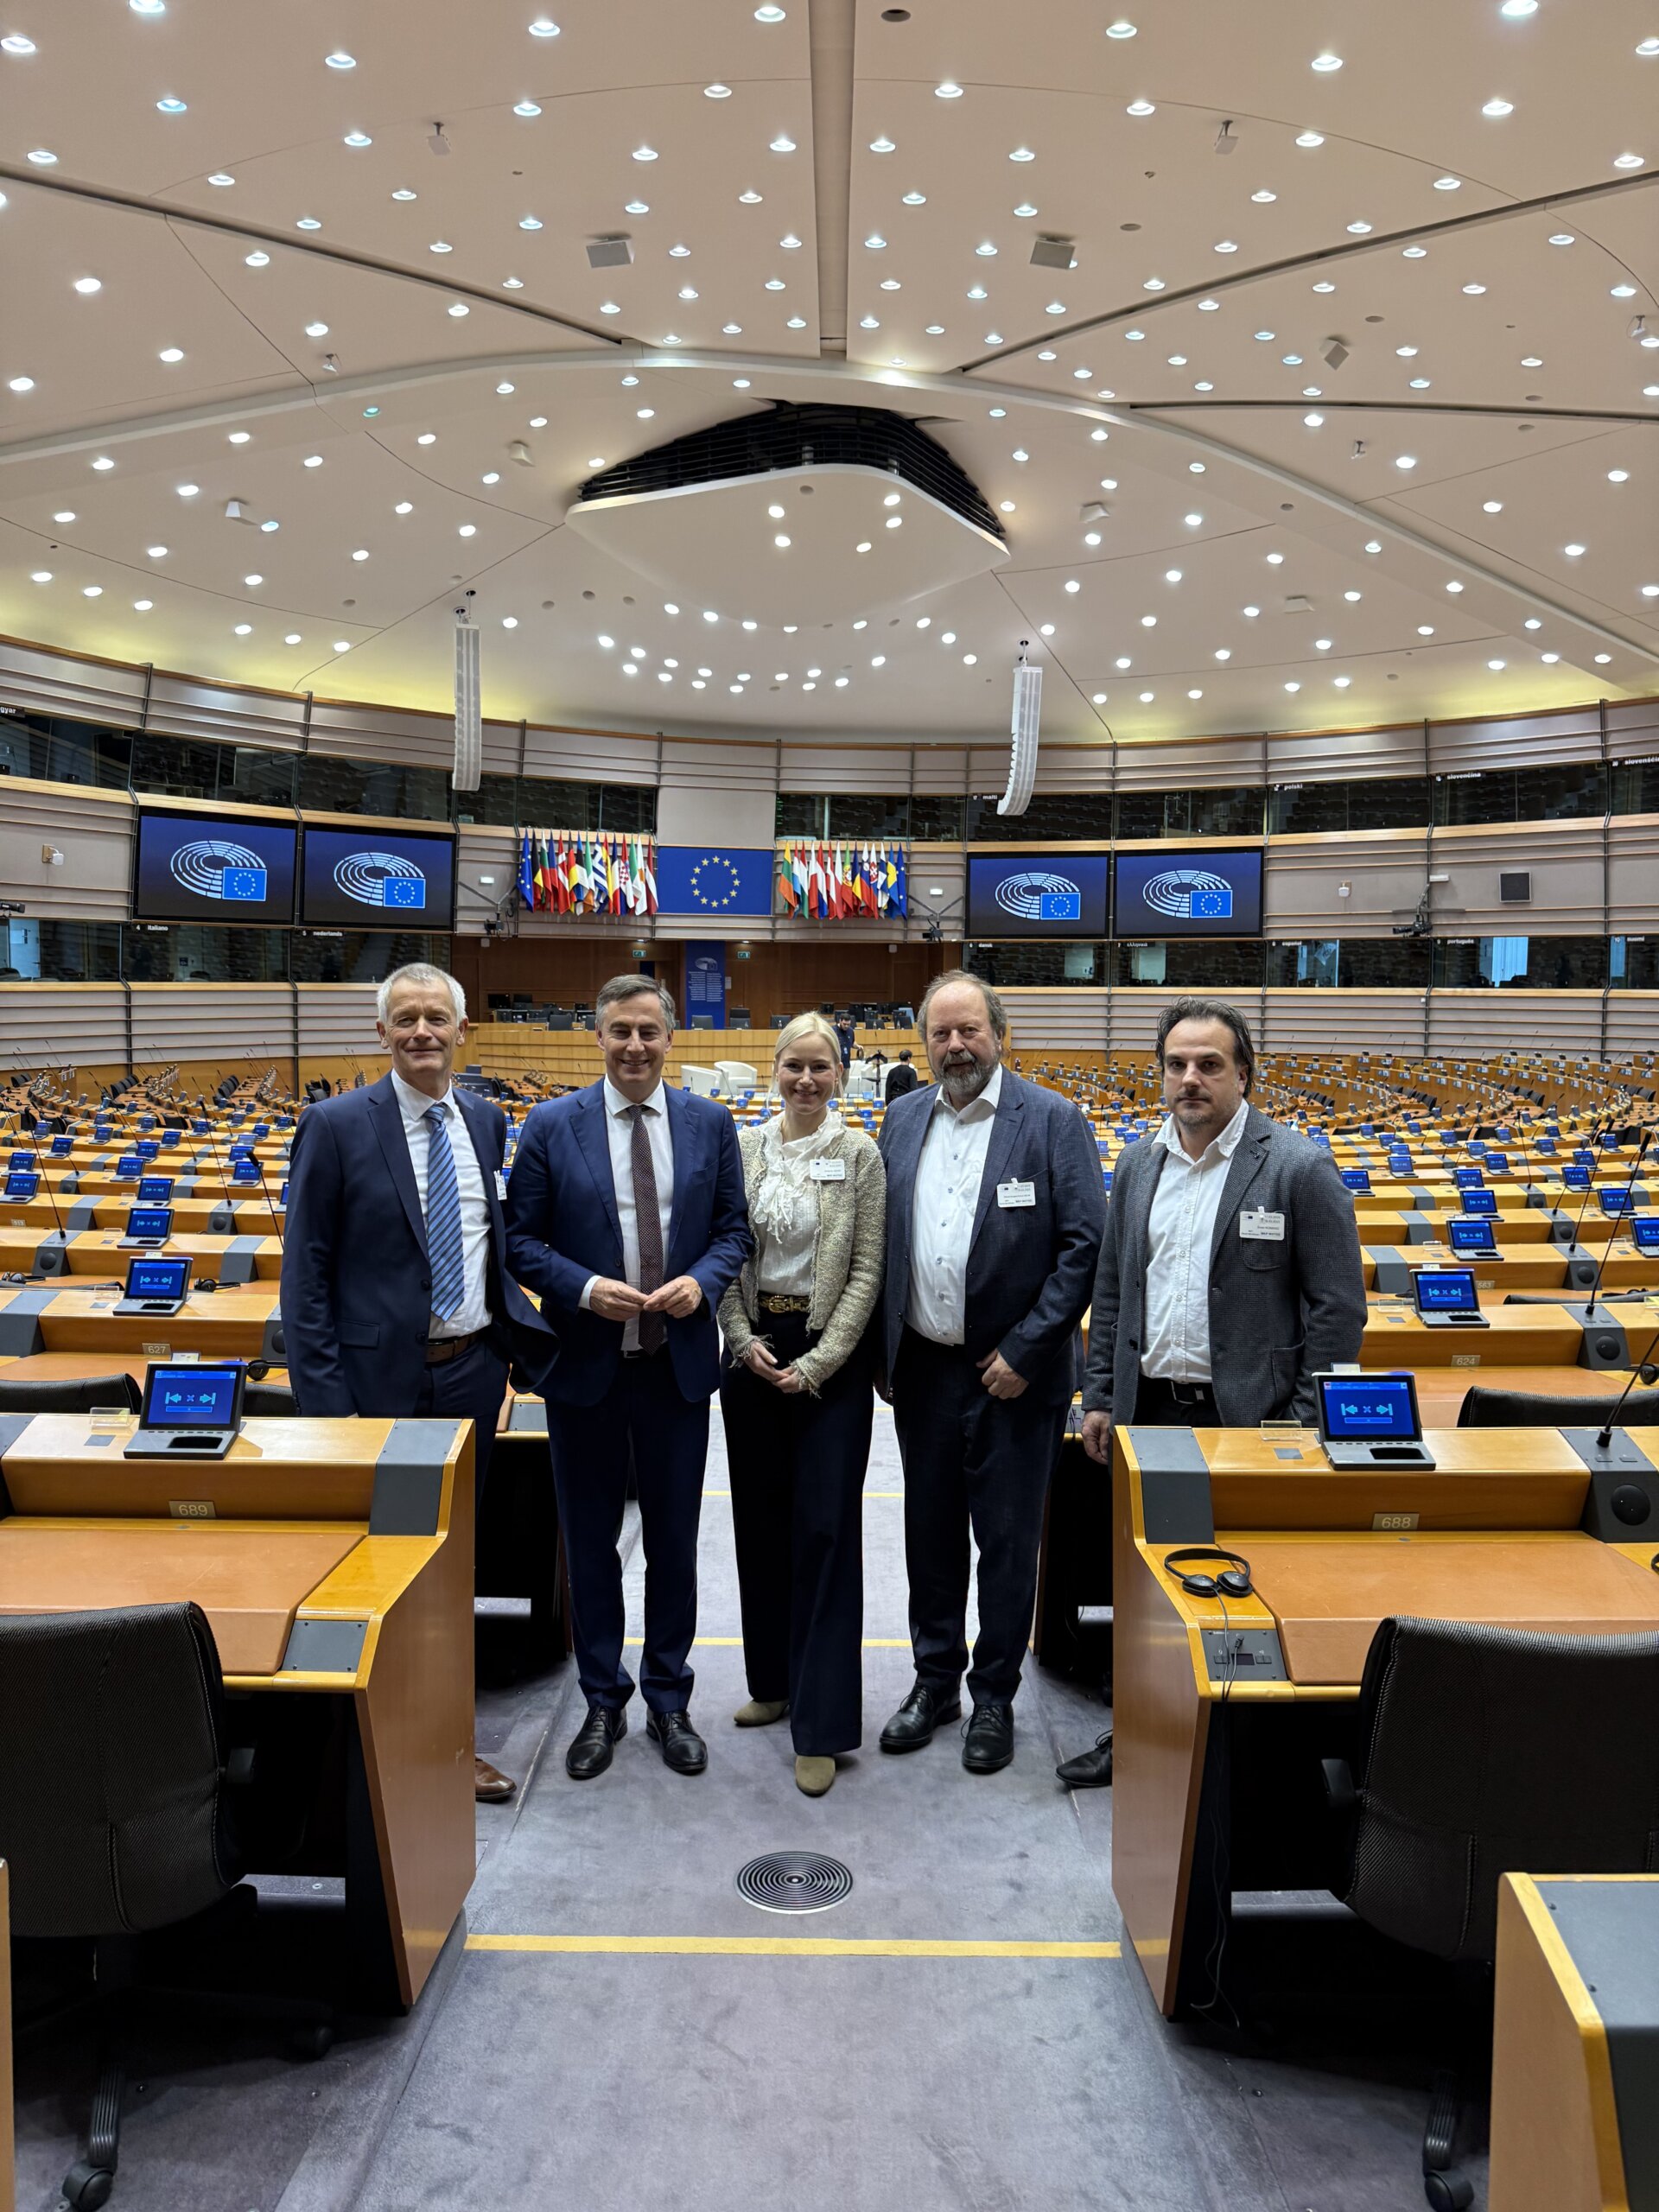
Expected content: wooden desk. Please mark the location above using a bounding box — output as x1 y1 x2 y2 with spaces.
1361 1298 1647 1370
1110 1425 1659 2019
0 1282 283 1362
1490 1873 1659 2212
0 1229 284 1281
0 1414 474 2010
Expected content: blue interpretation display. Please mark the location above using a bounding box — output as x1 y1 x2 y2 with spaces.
133 808 298 925
4 1170 39 1199
1111 849 1263 938
1319 1375 1421 1440
125 1205 173 1241
964 853 1110 939
1453 1166 1485 1188
1633 1217 1659 1254
1600 1186 1634 1216
1562 1165 1592 1191
1341 1168 1371 1192
1414 1268 1479 1313
1462 1188 1498 1215
1448 1217 1498 1254
137 1176 174 1203
143 1365 240 1428
127 1257 190 1301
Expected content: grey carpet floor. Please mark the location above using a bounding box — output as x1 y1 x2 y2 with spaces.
11 1407 1484 2210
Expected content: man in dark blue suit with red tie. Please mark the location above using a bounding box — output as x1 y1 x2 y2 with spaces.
506 975 751 1782
282 963 556 1802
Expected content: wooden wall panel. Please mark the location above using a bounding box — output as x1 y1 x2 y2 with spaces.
0 774 133 920
0 982 128 1068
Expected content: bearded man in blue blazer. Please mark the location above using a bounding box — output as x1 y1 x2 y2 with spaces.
874 970 1104 1776
282 962 556 1802
506 975 751 1783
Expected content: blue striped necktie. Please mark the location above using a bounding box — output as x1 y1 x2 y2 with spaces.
423 1103 466 1320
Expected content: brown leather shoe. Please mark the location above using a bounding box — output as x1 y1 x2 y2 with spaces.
474 1754 517 1802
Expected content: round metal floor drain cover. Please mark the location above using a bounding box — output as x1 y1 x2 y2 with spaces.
734 1851 854 1914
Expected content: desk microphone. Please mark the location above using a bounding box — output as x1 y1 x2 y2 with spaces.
1584 1126 1651 1321
1599 1325 1659 1452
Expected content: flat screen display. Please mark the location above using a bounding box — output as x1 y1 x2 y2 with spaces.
1633 1216 1659 1254
1341 1168 1371 1192
301 824 457 930
964 854 1109 939
142 1363 243 1430
134 808 297 925
124 1205 173 1242
1448 1216 1498 1254
1600 1186 1634 1216
4 1170 38 1198
1112 849 1263 938
126 1256 189 1301
1454 1167 1485 1189
1562 1164 1592 1191
1319 1374 1421 1441
1414 1268 1479 1315
137 1175 174 1203
50 1135 73 1154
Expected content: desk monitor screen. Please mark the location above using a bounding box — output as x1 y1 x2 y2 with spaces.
1448 1215 1499 1255
1633 1216 1659 1255
1462 1187 1498 1216
1341 1167 1371 1192
1600 1185 1633 1217
50 1134 73 1154
125 1255 190 1302
1562 1164 1592 1191
1413 1267 1480 1318
1318 1373 1422 1443
137 1174 174 1204
4 1169 39 1199
124 1204 173 1242
1453 1166 1485 1189
115 1154 143 1179
140 1362 245 1432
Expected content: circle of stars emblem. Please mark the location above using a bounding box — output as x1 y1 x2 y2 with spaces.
689 854 741 909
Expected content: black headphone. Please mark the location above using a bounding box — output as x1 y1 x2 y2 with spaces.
1163 1548 1254 1599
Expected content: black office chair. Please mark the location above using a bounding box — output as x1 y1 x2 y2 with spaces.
728 1007 752 1028
546 1009 575 1030
241 1379 297 1417
1322 1615 1659 2209
1458 1383 1659 1427
0 1372 142 1415
1 1602 331 2208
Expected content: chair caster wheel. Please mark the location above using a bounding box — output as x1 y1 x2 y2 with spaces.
63 2160 116 2209
1424 2168 1474 2211
289 2024 334 2061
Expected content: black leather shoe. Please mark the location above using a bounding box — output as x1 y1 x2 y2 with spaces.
565 1704 626 1780
645 1709 708 1775
962 1702 1014 1773
1056 1730 1113 1789
879 1683 962 1753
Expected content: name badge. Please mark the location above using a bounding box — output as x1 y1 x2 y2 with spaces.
1240 1208 1286 1241
493 1170 509 1201
809 1158 846 1181
997 1179 1036 1209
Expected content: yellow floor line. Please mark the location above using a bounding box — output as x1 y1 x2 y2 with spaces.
467 1935 1122 1960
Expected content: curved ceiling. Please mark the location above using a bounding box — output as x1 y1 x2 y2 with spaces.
0 0 1654 747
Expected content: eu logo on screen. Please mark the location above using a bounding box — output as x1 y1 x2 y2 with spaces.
334 850 427 910
995 871 1082 923
382 877 425 908
220 867 268 902
1141 868 1235 921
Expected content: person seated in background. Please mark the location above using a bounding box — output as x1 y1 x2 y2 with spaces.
717 1013 886 1796
884 1048 919 1103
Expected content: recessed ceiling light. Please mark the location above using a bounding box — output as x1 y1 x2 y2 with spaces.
29 570 50 582
1304 410 1325 427
1594 651 1613 664
1524 616 1542 628
415 435 435 448
1009 146 1035 162
324 49 355 67
1125 327 1144 340
925 323 944 334
935 81 963 98
1126 99 1155 116
176 481 199 496
966 285 987 300
297 217 322 231
1213 239 1238 254
448 302 469 317
344 130 372 147
770 133 797 150
633 145 658 162
1612 283 1639 297
156 96 187 112
704 82 732 98
7 374 34 391
1614 153 1645 168
513 100 542 117
626 200 650 216
1243 606 1259 617
1463 282 1486 294
976 241 998 257
1520 353 1542 366
1346 220 1373 235
904 190 927 205
1312 52 1343 69
1638 34 1659 50
91 455 114 469
458 523 476 537
600 301 620 314
158 346 184 361
1409 378 1431 389
496 380 515 392
755 3 785 17
1446 580 1465 592
26 149 57 164
677 287 696 301
1105 18 1137 35
50 509 73 522
739 189 762 204
260 518 278 531
1482 97 1513 115
333 641 351 653
1564 542 1586 556
392 188 417 201
1403 245 1428 258
304 321 328 338
83 586 102 598
1364 539 1381 553
1251 188 1277 203
2 28 35 43
1609 467 1630 481
518 215 543 231
869 137 896 155
1295 130 1324 148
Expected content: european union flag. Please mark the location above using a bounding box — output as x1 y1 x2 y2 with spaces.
655 847 774 917
382 877 425 909
221 867 267 902
1190 886 1233 918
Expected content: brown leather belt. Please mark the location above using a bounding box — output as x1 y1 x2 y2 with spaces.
424 1328 487 1365
758 1294 811 1314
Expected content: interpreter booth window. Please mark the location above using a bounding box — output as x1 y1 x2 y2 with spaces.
964 791 1112 843
1265 939 1341 987
777 792 827 837
0 919 122 982
1433 764 1607 827
121 925 290 982
1115 785 1265 840
1111 938 1266 988
963 942 1107 987
297 756 452 822
131 733 295 804
0 712 133 791
1433 936 1609 989
1611 938 1659 989
1268 777 1432 834
1611 761 1659 817
829 794 912 840
454 773 520 828
288 931 452 983
908 794 967 842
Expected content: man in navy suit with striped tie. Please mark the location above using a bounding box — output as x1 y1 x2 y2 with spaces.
283 963 556 1802
506 975 751 1782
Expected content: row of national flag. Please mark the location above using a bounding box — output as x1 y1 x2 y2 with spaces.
775 841 907 920
518 830 658 917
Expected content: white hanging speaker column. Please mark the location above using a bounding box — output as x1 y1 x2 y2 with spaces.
998 640 1040 817
453 591 481 792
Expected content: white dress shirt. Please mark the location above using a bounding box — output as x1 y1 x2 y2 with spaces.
580 1077 676 1352
906 1063 1003 1346
390 1068 492 1339
1141 1096 1250 1383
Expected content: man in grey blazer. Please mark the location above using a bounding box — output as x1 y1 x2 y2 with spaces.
1056 994 1364 1788
875 971 1105 1774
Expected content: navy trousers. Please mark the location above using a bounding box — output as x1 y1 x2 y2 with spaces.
547 1353 709 1715
411 1336 509 1503
892 1327 1068 1707
721 1313 871 1757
